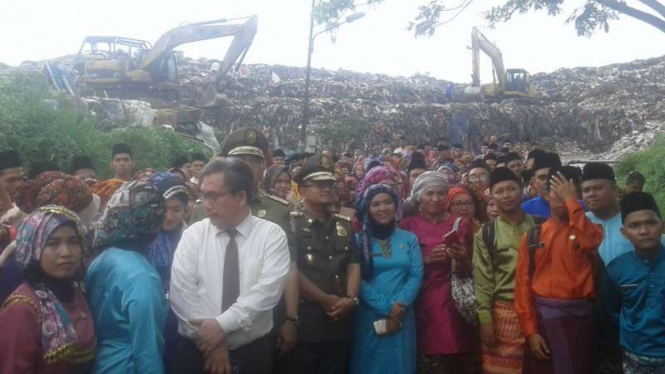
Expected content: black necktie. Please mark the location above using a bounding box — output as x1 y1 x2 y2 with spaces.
222 228 239 312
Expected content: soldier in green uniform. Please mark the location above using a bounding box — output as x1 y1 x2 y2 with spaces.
290 154 361 374
189 127 300 364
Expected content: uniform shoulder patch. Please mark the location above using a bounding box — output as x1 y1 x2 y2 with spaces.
267 194 289 206
334 213 352 222
290 211 304 218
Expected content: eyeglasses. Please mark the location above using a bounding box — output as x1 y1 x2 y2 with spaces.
468 174 489 183
304 181 338 190
451 201 474 209
200 191 236 202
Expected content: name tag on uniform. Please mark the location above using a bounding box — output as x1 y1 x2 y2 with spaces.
369 252 383 258
619 284 639 289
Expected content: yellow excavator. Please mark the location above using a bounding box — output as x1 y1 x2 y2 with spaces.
73 16 258 107
464 27 533 101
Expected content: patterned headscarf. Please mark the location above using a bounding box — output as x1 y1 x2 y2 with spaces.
15 205 85 270
133 168 157 182
14 171 66 214
93 181 165 251
148 172 190 205
91 179 125 208
408 171 449 205
356 184 400 279
355 166 396 198
385 164 409 200
36 175 94 213
14 205 87 364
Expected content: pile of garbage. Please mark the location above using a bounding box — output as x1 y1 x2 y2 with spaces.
6 52 665 159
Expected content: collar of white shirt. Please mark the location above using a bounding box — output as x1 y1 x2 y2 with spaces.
212 209 254 239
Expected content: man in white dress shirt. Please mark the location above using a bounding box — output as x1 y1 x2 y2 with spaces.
170 158 291 374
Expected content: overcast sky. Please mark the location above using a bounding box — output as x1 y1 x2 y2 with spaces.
1 0 664 83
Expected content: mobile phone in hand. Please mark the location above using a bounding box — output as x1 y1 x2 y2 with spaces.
443 230 460 246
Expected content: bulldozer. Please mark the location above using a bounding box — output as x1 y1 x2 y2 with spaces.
73 16 258 107
463 27 534 101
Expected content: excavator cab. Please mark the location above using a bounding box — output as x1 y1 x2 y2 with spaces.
72 16 257 107
505 69 530 95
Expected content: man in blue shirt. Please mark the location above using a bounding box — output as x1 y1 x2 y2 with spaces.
521 152 562 218
583 162 634 265
606 192 665 374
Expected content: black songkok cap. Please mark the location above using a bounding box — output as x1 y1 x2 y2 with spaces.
522 169 533 185
470 159 490 173
527 149 545 161
273 149 286 158
505 152 522 164
532 152 562 173
496 155 507 165
547 166 582 189
191 152 207 163
112 143 132 157
71 155 95 174
28 161 60 180
171 155 189 169
0 149 22 171
621 191 661 223
408 152 427 174
582 162 615 183
483 153 497 161
490 167 521 190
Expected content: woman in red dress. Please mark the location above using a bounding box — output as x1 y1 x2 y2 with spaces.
400 172 479 374
0 205 96 374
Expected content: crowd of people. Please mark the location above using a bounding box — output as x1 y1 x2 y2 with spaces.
0 129 663 374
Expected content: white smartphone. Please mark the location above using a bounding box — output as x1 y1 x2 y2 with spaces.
373 319 388 335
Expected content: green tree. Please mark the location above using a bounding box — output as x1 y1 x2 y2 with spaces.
0 71 206 179
616 136 665 211
315 0 665 37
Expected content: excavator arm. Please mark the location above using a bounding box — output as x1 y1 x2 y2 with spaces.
471 27 506 92
141 15 258 80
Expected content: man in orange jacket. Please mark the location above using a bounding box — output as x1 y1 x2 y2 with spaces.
514 166 603 374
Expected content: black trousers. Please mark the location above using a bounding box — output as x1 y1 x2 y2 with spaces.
173 334 275 374
289 341 349 374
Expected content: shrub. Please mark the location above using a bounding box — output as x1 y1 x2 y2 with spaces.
0 71 207 179
615 136 665 210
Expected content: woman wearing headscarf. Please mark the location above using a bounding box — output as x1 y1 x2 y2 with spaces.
400 172 478 374
437 163 459 188
446 186 486 234
353 166 400 232
84 181 168 374
355 166 398 199
350 184 423 374
263 165 298 210
145 172 189 374
483 188 500 221
0 205 96 374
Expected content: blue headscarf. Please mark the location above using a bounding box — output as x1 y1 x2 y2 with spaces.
355 184 400 279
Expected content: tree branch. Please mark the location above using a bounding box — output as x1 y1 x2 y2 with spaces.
594 0 665 32
636 0 665 19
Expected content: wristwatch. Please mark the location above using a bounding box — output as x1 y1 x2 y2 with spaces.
346 294 360 306
285 315 300 327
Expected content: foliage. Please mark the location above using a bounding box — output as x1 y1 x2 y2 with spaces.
314 0 665 38
0 71 206 180
312 117 375 152
616 136 665 210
